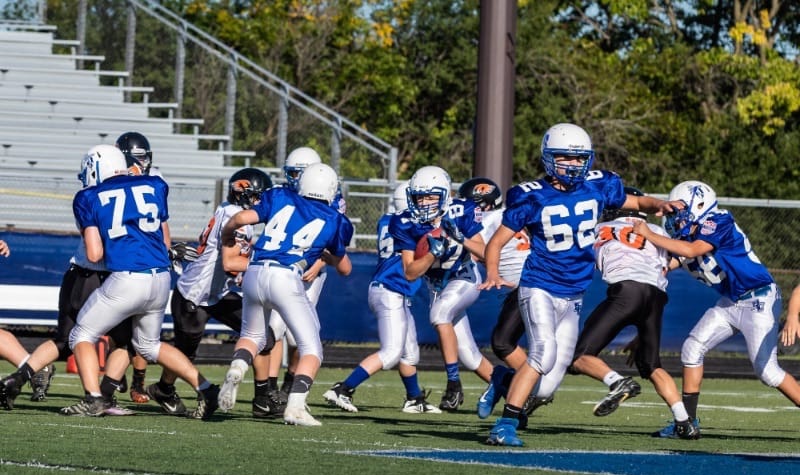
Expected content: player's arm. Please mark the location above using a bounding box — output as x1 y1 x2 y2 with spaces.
303 257 327 282
82 226 104 263
781 284 800 347
401 248 434 281
623 194 682 216
478 224 515 290
221 209 258 273
161 222 172 249
461 232 485 261
323 251 352 276
631 221 713 257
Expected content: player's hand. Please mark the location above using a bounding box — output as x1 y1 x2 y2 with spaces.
656 199 685 217
440 217 464 243
780 317 800 347
427 235 449 258
632 220 650 238
622 336 640 367
169 242 199 262
0 240 9 258
478 273 514 291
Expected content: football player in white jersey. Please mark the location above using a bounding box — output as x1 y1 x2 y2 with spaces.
218 163 354 426
480 123 677 446
322 180 441 414
568 187 695 438
633 180 800 438
57 145 220 418
139 168 277 417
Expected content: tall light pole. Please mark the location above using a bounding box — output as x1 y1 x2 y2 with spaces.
474 0 517 193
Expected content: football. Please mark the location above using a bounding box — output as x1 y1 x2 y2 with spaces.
414 228 443 259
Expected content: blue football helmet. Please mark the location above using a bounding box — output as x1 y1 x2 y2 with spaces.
663 181 718 239
406 166 451 223
540 123 595 188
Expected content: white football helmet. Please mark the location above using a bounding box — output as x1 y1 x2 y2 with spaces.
78 144 127 188
284 146 322 190
392 180 410 212
406 166 451 223
297 162 339 205
663 180 718 238
540 123 595 187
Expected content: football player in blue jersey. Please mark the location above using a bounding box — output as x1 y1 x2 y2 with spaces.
480 123 677 446
61 144 220 419
633 180 800 439
393 165 494 412
0 136 182 411
116 131 200 405
322 180 441 414
267 146 347 403
217 162 354 426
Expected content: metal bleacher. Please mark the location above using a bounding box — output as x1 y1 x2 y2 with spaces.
0 26 262 240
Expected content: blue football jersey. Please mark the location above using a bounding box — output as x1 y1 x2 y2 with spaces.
503 170 626 296
372 212 423 296
677 209 773 301
73 174 171 272
392 199 483 288
250 187 353 268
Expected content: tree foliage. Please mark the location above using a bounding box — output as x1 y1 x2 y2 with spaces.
27 0 800 196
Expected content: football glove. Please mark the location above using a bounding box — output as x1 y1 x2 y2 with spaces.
169 242 199 262
440 216 464 243
427 235 450 258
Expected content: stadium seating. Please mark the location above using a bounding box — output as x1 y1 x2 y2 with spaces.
0 26 263 240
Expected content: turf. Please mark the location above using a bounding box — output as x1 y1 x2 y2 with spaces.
1 362 799 475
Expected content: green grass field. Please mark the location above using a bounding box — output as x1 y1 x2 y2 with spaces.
1 362 799 475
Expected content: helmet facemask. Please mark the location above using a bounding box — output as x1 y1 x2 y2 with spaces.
406 188 449 223
230 180 262 209
663 181 718 239
542 152 594 188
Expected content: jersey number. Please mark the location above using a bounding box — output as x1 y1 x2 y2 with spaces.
541 201 597 251
259 205 325 256
98 185 160 238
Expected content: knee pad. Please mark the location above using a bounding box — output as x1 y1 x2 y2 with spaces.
132 338 162 363
173 332 203 360
378 346 403 370
458 343 484 371
491 334 516 360
526 339 557 374
680 335 706 367
55 340 72 361
634 359 656 379
399 348 420 368
755 360 786 387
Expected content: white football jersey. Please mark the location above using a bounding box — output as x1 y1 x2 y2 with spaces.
176 202 253 306
594 216 669 292
480 208 530 286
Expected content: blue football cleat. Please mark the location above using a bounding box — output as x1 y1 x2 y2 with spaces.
477 366 512 419
486 417 524 447
653 417 700 439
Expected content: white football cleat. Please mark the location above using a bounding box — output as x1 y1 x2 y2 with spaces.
284 405 322 426
322 382 358 413
218 363 245 412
